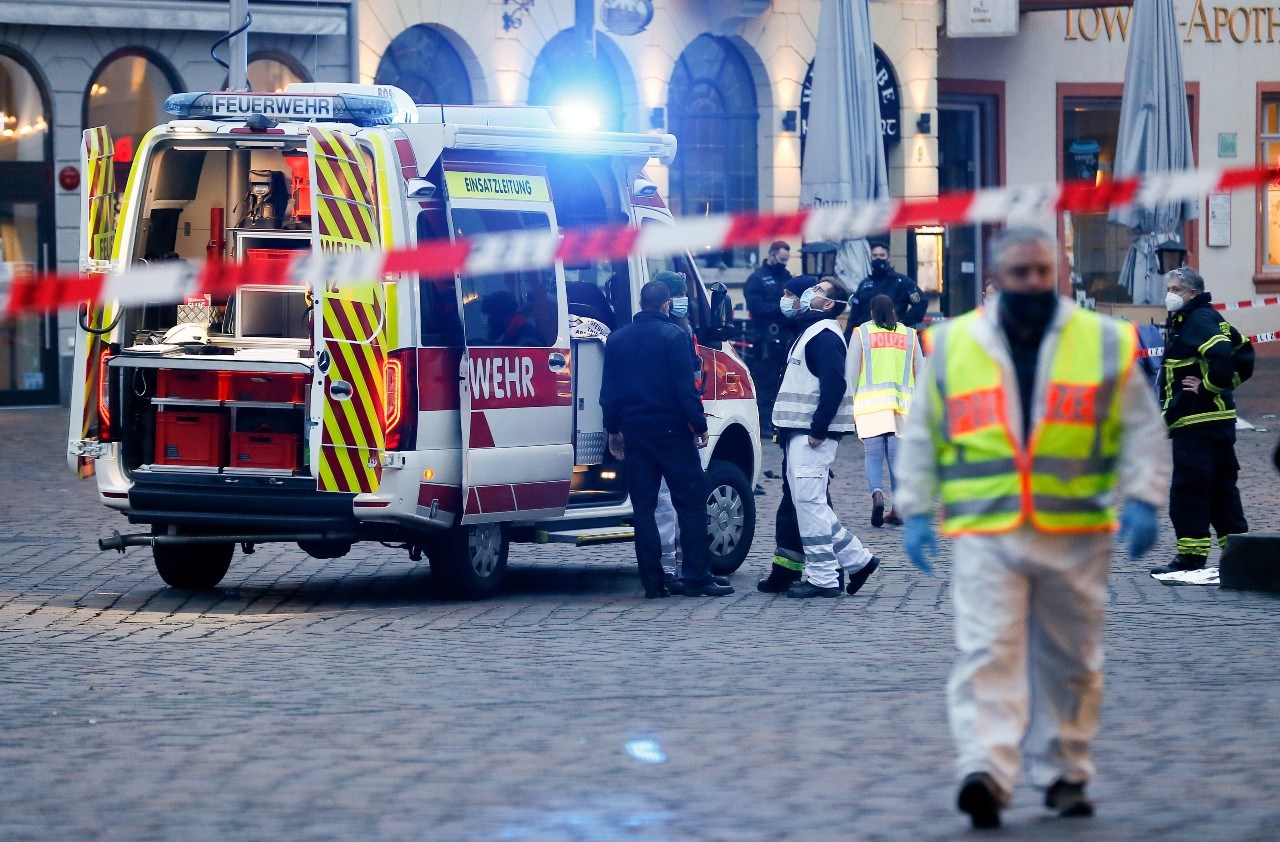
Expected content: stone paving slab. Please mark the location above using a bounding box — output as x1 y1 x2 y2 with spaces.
1 361 1279 839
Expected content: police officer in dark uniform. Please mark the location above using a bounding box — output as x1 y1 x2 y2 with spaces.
743 240 793 433
601 281 735 599
849 241 927 330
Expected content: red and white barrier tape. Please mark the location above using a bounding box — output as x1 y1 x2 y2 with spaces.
4 165 1279 319
1214 296 1280 312
1139 330 1280 358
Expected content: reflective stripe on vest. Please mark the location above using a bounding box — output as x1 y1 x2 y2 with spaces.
853 324 917 419
929 307 1137 536
772 320 856 432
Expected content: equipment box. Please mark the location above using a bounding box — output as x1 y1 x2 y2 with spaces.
157 369 227 401
155 411 228 467
229 371 307 403
229 431 298 471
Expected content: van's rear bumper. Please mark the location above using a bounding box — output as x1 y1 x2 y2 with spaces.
126 473 358 533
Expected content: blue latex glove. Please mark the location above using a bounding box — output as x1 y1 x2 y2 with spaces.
903 514 937 575
1117 499 1159 558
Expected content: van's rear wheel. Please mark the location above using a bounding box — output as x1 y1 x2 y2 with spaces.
427 522 509 600
152 537 234 590
706 460 755 575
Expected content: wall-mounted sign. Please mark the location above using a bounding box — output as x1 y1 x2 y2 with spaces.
1207 192 1231 247
800 46 901 166
947 0 1018 38
601 0 654 36
58 166 80 192
1065 1 1280 44
1218 132 1238 158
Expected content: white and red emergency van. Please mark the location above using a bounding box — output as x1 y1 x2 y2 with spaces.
68 84 760 598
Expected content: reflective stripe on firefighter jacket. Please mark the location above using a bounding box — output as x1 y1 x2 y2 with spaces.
927 307 1138 536
772 319 856 433
852 323 918 421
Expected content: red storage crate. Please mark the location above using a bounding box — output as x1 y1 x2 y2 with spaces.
229 371 307 403
154 411 228 467
157 368 226 401
245 248 301 268
230 431 298 471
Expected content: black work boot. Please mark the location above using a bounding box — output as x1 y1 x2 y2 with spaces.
957 772 1005 830
757 563 801 593
1045 778 1095 818
1150 554 1207 575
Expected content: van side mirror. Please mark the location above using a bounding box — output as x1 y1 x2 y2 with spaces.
707 282 735 341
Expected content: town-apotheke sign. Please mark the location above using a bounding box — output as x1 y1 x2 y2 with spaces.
1065 0 1280 42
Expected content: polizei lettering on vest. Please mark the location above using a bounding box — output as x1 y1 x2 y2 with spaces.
468 356 536 400
461 176 535 197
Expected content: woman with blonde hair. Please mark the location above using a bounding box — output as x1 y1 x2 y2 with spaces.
848 294 926 526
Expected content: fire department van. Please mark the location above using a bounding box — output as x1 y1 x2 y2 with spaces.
69 84 760 598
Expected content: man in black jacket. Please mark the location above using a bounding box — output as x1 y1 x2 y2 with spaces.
756 275 879 598
743 241 793 433
601 281 734 599
849 241 927 330
1153 267 1253 575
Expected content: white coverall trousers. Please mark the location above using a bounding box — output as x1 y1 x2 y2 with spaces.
785 435 872 587
949 525 1111 798
655 479 680 575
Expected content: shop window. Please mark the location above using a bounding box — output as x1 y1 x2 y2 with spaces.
247 53 309 93
376 25 474 105
84 51 180 184
0 52 48 163
1260 94 1280 273
667 35 758 269
1061 96 1130 296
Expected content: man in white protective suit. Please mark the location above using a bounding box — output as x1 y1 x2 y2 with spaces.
895 226 1168 829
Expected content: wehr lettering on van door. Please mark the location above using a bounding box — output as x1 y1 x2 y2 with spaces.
469 355 536 400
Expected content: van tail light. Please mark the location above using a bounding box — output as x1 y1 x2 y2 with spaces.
384 348 417 451
97 349 112 442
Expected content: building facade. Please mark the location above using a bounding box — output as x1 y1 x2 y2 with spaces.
940 1 1280 335
0 0 356 405
357 0 943 298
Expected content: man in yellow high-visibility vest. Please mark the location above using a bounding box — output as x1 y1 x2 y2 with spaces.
895 226 1169 829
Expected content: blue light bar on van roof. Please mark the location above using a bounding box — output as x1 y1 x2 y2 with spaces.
163 92 399 126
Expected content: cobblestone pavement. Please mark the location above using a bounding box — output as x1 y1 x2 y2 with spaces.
2 362 1280 840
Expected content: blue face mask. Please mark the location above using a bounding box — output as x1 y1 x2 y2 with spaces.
799 287 821 312
670 296 689 318
780 296 804 318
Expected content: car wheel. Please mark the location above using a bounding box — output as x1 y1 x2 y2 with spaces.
152 535 234 590
705 460 755 575
427 522 509 600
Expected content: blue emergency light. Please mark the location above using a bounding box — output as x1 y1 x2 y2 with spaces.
163 91 399 126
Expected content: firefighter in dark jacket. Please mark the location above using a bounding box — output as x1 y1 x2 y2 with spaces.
1152 266 1254 575
849 241 928 330
756 275 879 598
601 281 734 598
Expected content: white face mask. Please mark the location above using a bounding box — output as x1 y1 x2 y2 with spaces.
1165 291 1187 312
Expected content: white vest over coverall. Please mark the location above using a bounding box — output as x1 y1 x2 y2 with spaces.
773 318 870 588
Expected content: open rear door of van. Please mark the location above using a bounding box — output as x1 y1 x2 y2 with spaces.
443 161 573 523
67 126 116 477
307 126 386 494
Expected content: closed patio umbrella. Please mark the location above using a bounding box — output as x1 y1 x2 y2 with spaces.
1108 0 1197 305
800 0 889 292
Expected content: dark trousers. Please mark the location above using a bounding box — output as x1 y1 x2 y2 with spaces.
625 429 711 591
1170 424 1248 559
750 331 785 432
